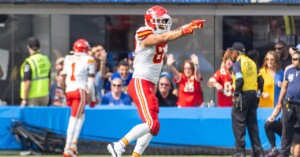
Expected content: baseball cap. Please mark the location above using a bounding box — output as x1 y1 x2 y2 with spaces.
160 71 172 80
230 42 245 53
289 44 300 55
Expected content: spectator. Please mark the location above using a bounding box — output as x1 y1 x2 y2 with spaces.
55 57 64 72
276 51 300 157
90 45 107 103
207 49 233 107
49 70 66 106
107 5 205 157
247 50 260 68
264 91 300 157
274 41 291 70
156 72 177 107
230 42 264 157
101 78 132 106
20 37 51 107
259 50 284 108
51 57 64 83
288 44 300 57
167 53 203 107
109 60 133 93
62 39 97 157
127 51 134 73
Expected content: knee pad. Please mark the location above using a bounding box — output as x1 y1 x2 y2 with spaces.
150 119 160 136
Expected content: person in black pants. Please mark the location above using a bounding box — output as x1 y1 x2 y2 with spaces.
276 51 300 157
264 105 282 157
230 42 264 157
264 105 300 157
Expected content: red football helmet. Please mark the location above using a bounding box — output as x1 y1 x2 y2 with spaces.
72 39 90 53
145 6 172 34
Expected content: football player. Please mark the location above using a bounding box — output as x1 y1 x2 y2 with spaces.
62 39 96 157
107 5 205 157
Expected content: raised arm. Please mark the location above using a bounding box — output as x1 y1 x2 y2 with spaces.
191 54 202 81
166 53 181 81
140 20 205 48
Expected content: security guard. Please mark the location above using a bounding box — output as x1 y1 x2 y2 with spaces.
20 37 51 106
230 42 264 157
277 51 300 157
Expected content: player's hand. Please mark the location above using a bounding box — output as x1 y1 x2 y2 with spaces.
181 20 205 35
191 20 205 29
90 98 99 108
166 54 175 66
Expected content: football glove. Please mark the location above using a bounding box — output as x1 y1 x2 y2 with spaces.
90 98 99 108
181 20 205 35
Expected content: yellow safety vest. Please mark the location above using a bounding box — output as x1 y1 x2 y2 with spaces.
232 54 258 92
20 53 51 99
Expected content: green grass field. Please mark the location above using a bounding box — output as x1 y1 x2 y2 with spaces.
0 155 229 157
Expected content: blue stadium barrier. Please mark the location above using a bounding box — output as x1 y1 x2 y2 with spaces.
0 106 280 150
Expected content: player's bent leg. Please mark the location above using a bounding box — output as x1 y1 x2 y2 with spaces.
124 123 150 143
132 133 153 157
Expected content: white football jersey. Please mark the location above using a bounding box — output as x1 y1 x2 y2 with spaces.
133 26 168 84
62 53 96 92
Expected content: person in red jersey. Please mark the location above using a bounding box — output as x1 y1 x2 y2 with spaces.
167 53 203 107
207 49 233 107
107 5 205 157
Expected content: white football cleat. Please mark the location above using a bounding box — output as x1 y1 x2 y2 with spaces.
107 142 125 157
63 149 76 157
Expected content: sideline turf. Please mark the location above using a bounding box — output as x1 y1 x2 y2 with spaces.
0 155 236 157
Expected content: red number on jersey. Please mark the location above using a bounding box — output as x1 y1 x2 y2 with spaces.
153 43 167 64
71 62 76 81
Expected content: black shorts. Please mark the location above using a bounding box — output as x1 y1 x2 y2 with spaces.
293 127 300 144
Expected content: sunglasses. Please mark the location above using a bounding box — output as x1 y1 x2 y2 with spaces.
159 83 170 87
292 58 299 61
112 84 122 87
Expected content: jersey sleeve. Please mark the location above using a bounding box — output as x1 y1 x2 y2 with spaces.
136 26 154 40
212 70 221 82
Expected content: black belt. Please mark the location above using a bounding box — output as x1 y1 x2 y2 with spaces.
242 90 256 94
